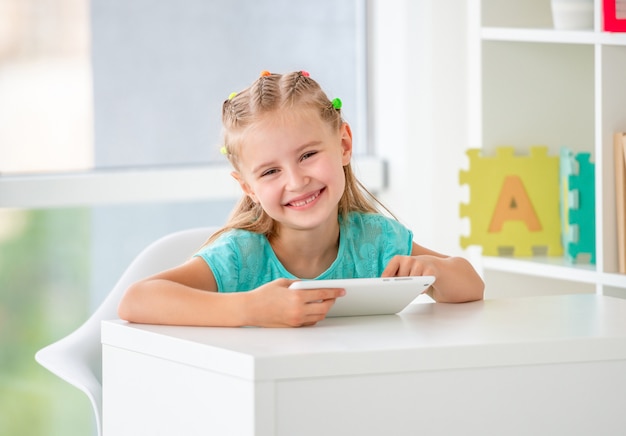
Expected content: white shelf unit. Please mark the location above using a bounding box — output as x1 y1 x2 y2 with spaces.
469 0 626 297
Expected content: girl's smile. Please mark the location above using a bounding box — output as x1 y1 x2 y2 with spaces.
284 188 325 209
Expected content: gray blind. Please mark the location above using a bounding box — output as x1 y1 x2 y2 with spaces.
91 0 366 168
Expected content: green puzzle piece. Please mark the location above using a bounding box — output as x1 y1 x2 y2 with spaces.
560 147 596 264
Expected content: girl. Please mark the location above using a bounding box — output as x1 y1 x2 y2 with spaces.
118 70 484 327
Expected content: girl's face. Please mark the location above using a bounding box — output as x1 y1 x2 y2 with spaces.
232 108 352 232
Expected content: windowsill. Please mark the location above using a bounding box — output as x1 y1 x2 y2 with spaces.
0 156 387 208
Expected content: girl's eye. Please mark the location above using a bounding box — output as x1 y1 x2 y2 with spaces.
301 151 317 161
260 168 278 177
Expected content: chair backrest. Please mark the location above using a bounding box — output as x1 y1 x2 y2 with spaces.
35 226 218 436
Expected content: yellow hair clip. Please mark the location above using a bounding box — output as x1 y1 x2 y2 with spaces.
220 146 228 155
228 92 237 100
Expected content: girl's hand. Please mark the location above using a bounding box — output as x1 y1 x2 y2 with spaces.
381 255 439 279
245 278 345 327
381 254 484 303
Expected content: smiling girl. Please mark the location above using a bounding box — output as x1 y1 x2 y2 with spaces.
118 70 484 327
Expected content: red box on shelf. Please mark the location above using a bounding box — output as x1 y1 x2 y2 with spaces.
604 0 626 31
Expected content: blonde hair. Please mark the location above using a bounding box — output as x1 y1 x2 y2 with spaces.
207 71 392 244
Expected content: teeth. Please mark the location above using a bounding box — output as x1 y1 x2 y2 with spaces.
290 191 319 207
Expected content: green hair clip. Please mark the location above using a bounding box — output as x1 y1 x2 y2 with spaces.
332 98 342 110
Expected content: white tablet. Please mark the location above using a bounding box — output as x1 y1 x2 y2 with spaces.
288 276 436 317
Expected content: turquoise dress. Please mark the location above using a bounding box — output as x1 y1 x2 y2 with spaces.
194 212 413 292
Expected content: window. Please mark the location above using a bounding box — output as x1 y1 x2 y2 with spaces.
0 207 93 435
90 0 369 168
0 1 373 434
0 0 92 174
0 0 368 175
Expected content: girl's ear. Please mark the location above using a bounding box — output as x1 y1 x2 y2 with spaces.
231 171 258 203
340 122 353 165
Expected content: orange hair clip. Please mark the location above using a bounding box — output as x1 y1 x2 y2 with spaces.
260 70 271 77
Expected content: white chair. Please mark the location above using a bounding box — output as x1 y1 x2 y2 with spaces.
35 226 219 436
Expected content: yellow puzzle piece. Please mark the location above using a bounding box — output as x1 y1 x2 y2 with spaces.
459 146 563 256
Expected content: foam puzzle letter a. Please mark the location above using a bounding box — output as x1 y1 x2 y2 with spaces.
459 146 562 256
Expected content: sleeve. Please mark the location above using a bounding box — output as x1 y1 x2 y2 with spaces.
193 233 240 293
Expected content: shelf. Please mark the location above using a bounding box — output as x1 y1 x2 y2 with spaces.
483 256 598 284
602 272 626 289
598 32 626 46
482 27 626 46
473 1 626 297
483 256 626 289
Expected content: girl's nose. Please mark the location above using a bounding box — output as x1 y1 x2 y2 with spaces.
285 167 309 191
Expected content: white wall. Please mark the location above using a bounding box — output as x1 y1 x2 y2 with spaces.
370 0 469 256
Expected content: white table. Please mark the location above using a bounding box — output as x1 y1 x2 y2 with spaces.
101 294 626 436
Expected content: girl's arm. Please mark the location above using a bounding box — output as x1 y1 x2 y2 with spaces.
117 257 345 327
381 242 484 303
